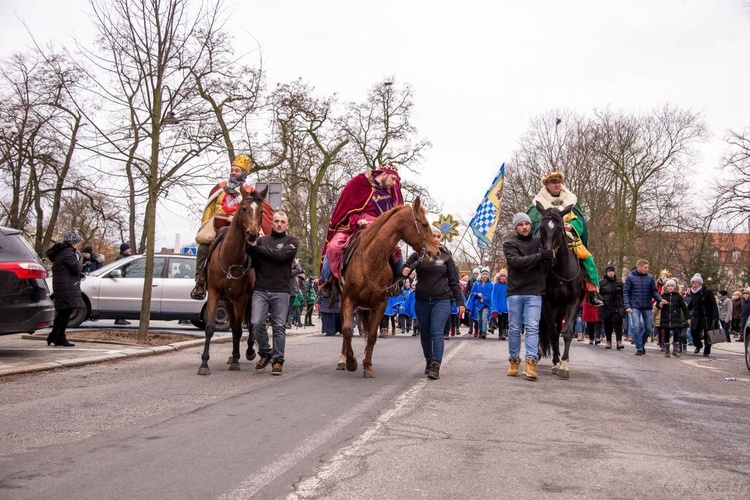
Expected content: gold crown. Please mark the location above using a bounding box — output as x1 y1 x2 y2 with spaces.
380 162 399 171
659 269 670 277
231 154 253 173
499 268 507 275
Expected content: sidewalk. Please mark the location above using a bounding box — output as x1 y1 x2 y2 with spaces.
0 323 319 377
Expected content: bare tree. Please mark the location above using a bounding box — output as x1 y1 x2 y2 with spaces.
79 0 237 340
717 127 750 230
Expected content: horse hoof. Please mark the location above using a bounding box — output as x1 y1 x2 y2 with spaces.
228 362 241 371
363 369 375 378
227 356 237 364
557 369 570 379
336 362 346 370
245 348 256 361
197 366 210 376
346 358 358 372
551 364 560 375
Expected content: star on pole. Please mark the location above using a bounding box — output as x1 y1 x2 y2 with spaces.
432 214 460 243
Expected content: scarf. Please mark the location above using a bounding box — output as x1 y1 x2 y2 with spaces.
224 171 248 193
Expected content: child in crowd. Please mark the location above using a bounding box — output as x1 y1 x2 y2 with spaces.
657 279 689 357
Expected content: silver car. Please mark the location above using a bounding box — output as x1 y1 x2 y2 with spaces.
63 253 229 331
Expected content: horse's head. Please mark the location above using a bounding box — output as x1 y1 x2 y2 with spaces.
237 185 267 245
403 197 439 259
536 201 572 254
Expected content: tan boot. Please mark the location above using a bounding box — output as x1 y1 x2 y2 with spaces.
379 328 388 338
576 333 584 341
507 358 521 377
522 358 538 381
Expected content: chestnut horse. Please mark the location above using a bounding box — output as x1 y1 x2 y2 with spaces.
198 186 267 375
536 202 585 379
336 198 439 378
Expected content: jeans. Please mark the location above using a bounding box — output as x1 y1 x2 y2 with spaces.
251 290 290 363
414 298 451 363
507 295 541 361
477 306 490 333
629 308 653 351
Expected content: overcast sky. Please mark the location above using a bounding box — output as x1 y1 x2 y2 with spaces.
2 0 749 248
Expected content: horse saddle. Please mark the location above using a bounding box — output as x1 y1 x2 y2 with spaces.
339 234 361 288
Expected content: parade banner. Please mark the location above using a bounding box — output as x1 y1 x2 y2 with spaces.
468 163 505 250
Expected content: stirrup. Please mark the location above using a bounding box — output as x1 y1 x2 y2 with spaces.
190 282 206 301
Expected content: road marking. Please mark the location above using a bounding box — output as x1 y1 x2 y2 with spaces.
287 341 468 500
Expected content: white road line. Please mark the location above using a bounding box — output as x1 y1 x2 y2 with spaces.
287 341 468 500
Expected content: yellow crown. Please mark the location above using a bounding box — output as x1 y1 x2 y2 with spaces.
380 162 399 171
231 154 253 173
659 269 670 277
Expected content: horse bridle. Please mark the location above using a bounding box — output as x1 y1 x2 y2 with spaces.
217 196 261 281
541 214 582 283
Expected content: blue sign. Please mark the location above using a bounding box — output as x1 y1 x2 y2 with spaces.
181 246 197 255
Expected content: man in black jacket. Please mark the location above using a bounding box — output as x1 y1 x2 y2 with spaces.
502 213 552 381
247 211 299 375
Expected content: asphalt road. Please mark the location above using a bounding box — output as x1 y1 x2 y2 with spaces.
1 330 748 499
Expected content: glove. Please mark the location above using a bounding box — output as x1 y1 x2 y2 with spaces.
540 249 554 261
492 311 499 318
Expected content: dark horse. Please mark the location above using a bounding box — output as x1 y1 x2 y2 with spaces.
197 186 267 375
536 201 585 379
336 198 439 378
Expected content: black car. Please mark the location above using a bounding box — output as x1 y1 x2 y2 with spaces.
0 227 55 335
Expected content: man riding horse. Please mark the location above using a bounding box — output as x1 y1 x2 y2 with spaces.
525 171 604 307
191 154 274 300
319 163 404 292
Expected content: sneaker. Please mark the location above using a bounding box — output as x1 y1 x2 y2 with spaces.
271 362 283 375
635 349 645 355
255 355 272 370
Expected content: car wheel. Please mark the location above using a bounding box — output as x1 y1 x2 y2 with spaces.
68 305 89 328
195 302 231 332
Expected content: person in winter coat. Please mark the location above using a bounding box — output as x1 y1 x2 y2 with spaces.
45 231 85 347
468 269 494 338
716 290 733 342
599 264 625 349
731 291 742 338
491 269 508 340
657 279 689 357
115 242 132 261
623 259 667 355
81 246 103 274
688 274 720 357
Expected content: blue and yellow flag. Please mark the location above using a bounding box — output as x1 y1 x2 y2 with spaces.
468 163 505 250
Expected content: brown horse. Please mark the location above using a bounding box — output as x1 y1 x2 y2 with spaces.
336 198 439 378
198 186 267 375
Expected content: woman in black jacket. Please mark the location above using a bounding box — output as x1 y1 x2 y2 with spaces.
657 279 689 357
402 228 465 380
45 231 85 347
687 274 719 357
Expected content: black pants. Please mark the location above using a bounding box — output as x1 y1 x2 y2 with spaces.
692 326 712 355
496 312 508 335
304 304 315 325
51 307 74 340
398 314 412 332
601 309 623 343
662 327 681 344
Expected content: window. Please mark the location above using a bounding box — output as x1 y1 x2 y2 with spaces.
119 258 165 278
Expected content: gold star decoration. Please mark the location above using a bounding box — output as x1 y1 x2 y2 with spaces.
432 214 460 243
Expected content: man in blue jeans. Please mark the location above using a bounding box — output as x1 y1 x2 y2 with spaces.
247 211 299 375
502 213 552 381
623 259 666 355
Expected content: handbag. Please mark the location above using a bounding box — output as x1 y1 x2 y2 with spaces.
195 218 217 244
706 325 726 344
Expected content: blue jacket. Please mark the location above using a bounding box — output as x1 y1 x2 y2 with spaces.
384 296 402 317
398 288 413 315
403 291 417 319
623 269 662 310
491 282 508 314
468 280 493 319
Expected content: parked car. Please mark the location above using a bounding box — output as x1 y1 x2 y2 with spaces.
744 315 750 372
49 253 230 331
0 226 55 335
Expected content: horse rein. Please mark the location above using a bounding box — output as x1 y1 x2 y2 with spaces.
541 215 582 283
216 196 260 281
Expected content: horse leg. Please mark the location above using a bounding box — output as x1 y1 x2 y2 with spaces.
339 298 358 372
226 298 243 371
198 288 219 375
557 300 580 380
363 302 386 378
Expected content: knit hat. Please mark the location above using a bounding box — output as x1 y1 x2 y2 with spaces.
472 268 480 274
718 289 728 297
512 212 532 228
120 242 131 253
664 279 676 288
743 288 750 295
481 269 490 276
82 246 93 254
605 264 616 272
690 273 703 286
63 231 82 244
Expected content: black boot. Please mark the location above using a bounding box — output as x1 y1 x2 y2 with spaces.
54 334 75 347
427 361 441 380
425 358 432 375
46 333 57 346
190 277 206 301
664 342 670 358
588 292 604 307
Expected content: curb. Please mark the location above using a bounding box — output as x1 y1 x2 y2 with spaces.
0 336 234 378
